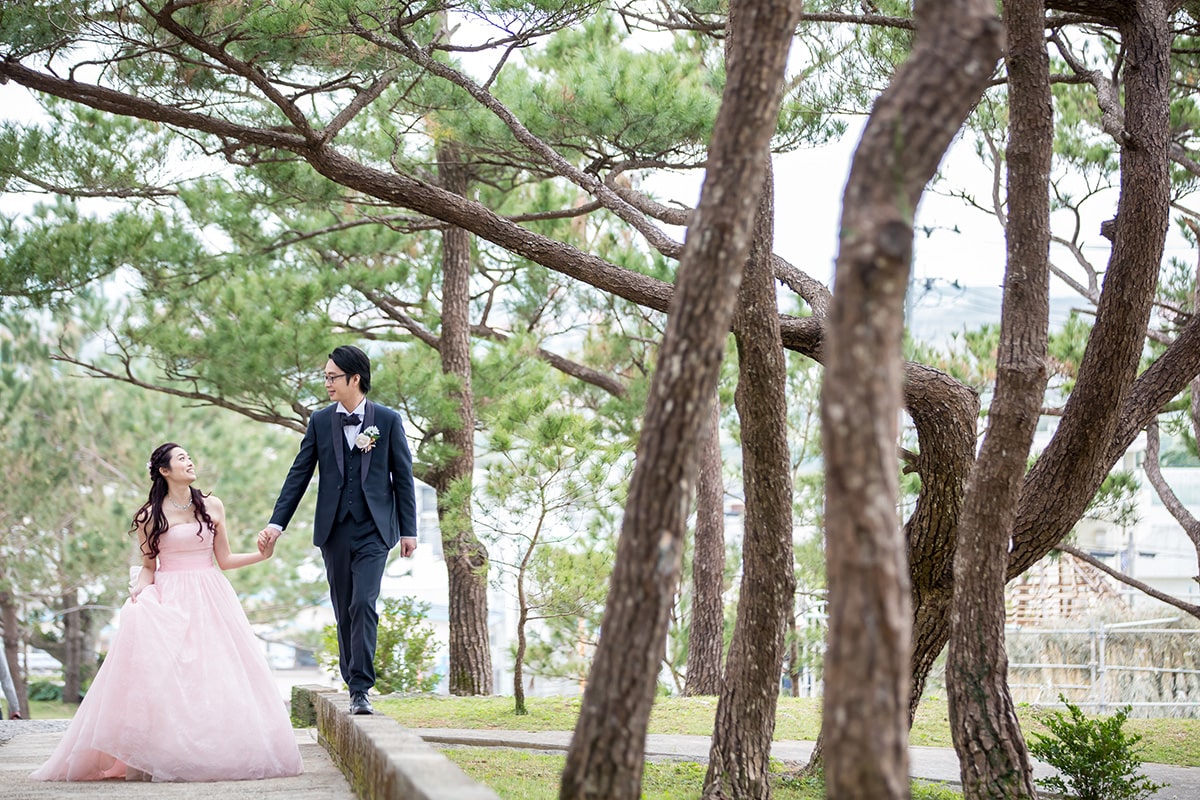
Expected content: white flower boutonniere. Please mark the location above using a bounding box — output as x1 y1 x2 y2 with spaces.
356 425 381 452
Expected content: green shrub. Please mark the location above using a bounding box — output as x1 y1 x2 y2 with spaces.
27 680 62 702
1027 695 1166 800
319 596 441 694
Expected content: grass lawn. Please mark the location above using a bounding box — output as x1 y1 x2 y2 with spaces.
440 747 960 800
376 693 1200 768
25 700 76 719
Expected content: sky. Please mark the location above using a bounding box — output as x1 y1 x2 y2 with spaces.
640 118 1104 346
652 114 1168 302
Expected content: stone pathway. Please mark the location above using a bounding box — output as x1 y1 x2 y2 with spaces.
0 728 354 799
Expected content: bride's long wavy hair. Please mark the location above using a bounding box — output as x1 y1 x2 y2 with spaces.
130 442 216 560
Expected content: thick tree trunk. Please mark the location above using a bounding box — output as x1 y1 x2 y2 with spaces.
820 2 1001 799
903 369 982 718
1008 0 1170 579
436 143 492 696
684 395 725 697
945 1 1052 795
703 163 794 800
805 365 980 775
820 195 912 798
558 0 801 795
905 0 1174 737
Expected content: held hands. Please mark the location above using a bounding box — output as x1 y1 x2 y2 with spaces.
257 527 280 557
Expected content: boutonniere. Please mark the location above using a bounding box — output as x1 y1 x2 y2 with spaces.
356 425 380 452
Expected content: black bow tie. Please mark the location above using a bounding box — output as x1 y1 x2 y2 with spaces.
339 412 362 427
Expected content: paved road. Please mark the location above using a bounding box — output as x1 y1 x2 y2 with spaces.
0 728 354 800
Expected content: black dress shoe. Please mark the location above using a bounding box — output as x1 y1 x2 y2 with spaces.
349 692 374 715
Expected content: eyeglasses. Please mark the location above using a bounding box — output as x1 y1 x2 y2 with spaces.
322 372 348 384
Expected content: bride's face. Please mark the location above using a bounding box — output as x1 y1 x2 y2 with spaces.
162 448 196 483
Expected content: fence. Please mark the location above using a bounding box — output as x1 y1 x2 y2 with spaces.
782 609 1200 717
1006 617 1200 717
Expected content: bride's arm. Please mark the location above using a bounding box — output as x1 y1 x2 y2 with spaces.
130 522 156 600
210 495 275 570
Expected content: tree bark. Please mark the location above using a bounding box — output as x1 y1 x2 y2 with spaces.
820 2 1002 799
903 0 1175 738
904 369 981 718
787 605 800 697
434 142 493 696
1044 0 1142 21
684 395 725 697
557 0 801 794
903 295 1200 737
946 0 1052 795
703 161 794 800
1008 0 1171 580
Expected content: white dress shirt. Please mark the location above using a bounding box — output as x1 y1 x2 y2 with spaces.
338 399 367 450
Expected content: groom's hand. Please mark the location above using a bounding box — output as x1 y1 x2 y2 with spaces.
400 537 417 558
257 527 280 554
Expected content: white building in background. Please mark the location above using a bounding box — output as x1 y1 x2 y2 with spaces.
1072 460 1200 612
1023 417 1200 617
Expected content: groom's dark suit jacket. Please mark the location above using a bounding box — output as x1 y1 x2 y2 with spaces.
270 400 417 548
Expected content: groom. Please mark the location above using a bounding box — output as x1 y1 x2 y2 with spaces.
260 345 417 715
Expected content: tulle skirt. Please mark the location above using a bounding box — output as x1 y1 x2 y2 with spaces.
30 566 303 782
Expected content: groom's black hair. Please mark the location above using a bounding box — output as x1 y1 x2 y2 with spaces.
330 345 371 394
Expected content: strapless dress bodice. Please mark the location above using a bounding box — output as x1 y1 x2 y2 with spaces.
156 522 214 571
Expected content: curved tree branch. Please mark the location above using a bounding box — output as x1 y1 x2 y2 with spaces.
1057 544 1200 615
348 14 685 259
152 1 318 140
1144 419 1200 550
50 348 308 433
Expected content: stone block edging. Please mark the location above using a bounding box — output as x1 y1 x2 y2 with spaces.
291 685 501 800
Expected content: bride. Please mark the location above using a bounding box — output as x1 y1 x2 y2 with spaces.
31 442 303 782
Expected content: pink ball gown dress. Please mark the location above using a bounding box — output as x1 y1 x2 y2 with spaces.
30 522 304 782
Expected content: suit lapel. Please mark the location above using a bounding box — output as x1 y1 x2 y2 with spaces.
361 400 376 485
330 405 345 477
